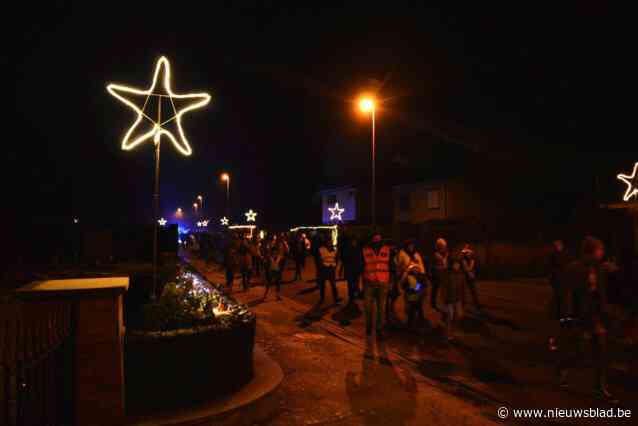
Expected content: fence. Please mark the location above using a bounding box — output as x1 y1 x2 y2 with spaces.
1 299 74 426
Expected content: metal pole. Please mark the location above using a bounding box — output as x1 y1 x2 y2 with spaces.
152 97 161 301
371 108 376 228
226 179 230 218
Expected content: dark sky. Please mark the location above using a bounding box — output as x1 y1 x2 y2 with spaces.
7 2 632 229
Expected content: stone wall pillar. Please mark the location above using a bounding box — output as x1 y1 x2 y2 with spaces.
17 277 128 426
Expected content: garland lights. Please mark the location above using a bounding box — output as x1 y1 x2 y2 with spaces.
289 225 339 247
106 56 211 156
617 162 638 202
229 224 256 238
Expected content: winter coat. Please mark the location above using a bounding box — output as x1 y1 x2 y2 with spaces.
559 258 609 330
444 270 466 304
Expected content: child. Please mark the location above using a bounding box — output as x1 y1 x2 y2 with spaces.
403 264 427 329
264 247 283 301
444 256 466 340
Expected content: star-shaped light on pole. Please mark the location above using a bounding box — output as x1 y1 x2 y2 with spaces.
220 217 229 226
617 162 638 201
245 209 257 222
328 202 345 221
157 218 167 226
107 56 211 156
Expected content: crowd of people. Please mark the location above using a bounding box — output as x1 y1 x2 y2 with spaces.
222 230 483 341
218 228 629 404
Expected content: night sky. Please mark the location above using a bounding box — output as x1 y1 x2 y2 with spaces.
7 3 631 230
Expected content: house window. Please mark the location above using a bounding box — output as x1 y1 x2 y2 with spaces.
327 194 337 205
427 189 440 209
399 193 410 211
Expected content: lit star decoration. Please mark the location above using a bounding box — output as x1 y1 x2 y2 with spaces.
328 202 345 221
220 217 229 226
245 209 257 222
106 56 211 156
158 218 167 226
617 162 638 201
201 219 209 227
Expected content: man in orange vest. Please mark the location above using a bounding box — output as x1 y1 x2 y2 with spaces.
362 232 392 338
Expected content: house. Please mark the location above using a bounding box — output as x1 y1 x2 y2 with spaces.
393 179 501 225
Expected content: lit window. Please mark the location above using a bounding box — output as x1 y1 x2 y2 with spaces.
427 190 440 209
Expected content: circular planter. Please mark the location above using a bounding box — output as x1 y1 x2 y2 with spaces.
125 318 256 415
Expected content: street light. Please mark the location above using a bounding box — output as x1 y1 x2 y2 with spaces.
197 195 203 214
221 173 230 217
358 96 376 227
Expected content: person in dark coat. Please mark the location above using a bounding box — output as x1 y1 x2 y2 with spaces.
548 239 569 350
557 236 618 404
342 236 364 305
430 238 449 310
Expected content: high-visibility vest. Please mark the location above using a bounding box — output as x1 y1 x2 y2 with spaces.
362 245 391 284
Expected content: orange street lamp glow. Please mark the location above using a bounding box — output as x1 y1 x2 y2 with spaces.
359 97 375 113
221 173 229 181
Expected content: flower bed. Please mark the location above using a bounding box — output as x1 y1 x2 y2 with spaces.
125 263 256 414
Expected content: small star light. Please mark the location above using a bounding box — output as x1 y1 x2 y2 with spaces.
201 220 209 227
196 221 202 227
617 162 638 201
158 218 167 226
245 209 257 222
220 217 229 226
328 202 345 221
107 56 211 156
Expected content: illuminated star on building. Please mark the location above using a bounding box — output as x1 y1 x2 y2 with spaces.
107 56 211 156
158 218 167 226
201 220 209 227
328 202 345 221
245 209 257 222
220 217 229 226
617 162 638 201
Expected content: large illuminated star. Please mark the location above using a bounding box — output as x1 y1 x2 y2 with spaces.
220 217 229 226
618 162 638 201
107 56 211 156
245 209 257 222
157 218 167 226
328 202 345 221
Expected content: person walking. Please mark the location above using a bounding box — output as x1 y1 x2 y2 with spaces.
396 240 427 329
293 233 307 281
461 244 482 314
342 236 363 305
238 239 253 292
263 246 283 301
362 232 392 339
318 238 341 306
250 236 262 278
443 256 466 341
224 237 240 290
557 236 618 404
431 238 449 310
548 239 569 350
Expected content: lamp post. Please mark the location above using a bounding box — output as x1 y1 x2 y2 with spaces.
197 195 203 215
106 56 210 300
359 97 376 227
221 173 230 218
